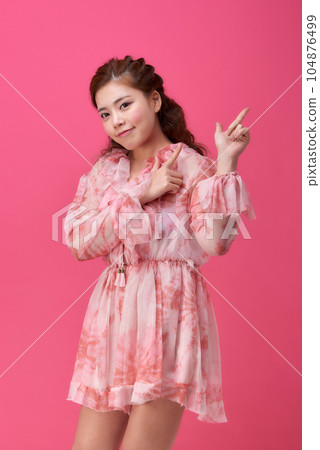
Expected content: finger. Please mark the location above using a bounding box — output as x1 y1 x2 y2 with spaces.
168 188 180 194
235 107 250 122
234 126 249 140
226 107 250 136
151 155 161 172
166 169 184 178
165 177 183 191
231 124 243 140
162 142 183 168
231 124 242 137
167 182 181 193
168 175 184 185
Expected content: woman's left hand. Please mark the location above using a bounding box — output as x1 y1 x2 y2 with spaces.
214 107 251 161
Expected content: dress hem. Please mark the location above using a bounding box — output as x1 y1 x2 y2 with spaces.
66 380 228 424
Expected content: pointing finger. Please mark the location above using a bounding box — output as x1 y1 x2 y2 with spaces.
162 142 183 168
151 155 161 172
226 107 250 136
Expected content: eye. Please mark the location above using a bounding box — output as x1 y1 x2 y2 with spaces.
121 101 131 109
100 102 132 119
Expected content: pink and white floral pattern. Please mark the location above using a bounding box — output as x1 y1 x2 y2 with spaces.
64 142 256 423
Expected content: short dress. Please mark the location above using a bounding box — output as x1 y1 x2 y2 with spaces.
64 141 256 423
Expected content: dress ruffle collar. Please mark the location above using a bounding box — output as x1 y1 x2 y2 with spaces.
99 142 187 196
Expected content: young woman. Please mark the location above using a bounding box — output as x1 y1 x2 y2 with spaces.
64 55 256 450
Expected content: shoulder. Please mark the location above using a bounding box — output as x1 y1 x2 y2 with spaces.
91 148 127 171
89 148 127 180
178 145 217 181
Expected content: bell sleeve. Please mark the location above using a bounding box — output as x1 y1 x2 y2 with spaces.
64 162 157 261
188 156 256 256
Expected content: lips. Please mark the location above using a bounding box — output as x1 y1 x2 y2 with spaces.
117 128 134 137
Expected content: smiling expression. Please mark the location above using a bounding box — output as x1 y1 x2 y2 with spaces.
95 79 162 150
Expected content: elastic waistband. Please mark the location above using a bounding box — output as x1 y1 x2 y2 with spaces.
122 258 197 265
112 257 198 287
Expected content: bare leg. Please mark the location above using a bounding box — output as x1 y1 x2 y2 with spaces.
121 398 185 450
71 405 130 450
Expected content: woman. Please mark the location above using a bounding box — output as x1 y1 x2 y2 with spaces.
64 55 256 450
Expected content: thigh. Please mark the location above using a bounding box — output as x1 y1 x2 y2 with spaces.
72 405 130 450
121 398 185 450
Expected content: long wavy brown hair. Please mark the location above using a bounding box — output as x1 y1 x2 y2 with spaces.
89 55 208 163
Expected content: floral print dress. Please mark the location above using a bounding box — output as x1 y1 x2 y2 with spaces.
64 142 256 423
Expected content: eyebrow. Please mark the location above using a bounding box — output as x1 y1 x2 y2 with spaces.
98 95 132 113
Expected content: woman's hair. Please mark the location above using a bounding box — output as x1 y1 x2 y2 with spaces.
89 55 208 162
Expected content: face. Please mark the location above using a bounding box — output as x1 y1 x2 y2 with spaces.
95 79 162 149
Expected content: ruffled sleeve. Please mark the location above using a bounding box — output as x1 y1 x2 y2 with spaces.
99 171 160 253
188 155 256 256
64 159 157 261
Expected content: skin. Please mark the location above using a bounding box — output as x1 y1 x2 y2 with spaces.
214 107 251 174
71 399 184 450
95 79 173 162
71 406 130 450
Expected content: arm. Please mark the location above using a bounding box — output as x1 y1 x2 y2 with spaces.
64 161 158 261
188 156 256 256
64 169 122 261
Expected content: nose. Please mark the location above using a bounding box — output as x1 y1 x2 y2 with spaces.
112 111 125 128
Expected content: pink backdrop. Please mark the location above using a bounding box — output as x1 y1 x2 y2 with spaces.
0 0 301 448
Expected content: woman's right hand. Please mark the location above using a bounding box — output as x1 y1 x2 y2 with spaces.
139 143 184 205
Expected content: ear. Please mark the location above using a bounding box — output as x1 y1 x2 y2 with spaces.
151 90 162 113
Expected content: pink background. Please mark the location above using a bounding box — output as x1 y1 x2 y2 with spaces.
0 0 301 449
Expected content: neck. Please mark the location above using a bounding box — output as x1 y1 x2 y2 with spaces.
128 138 173 161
